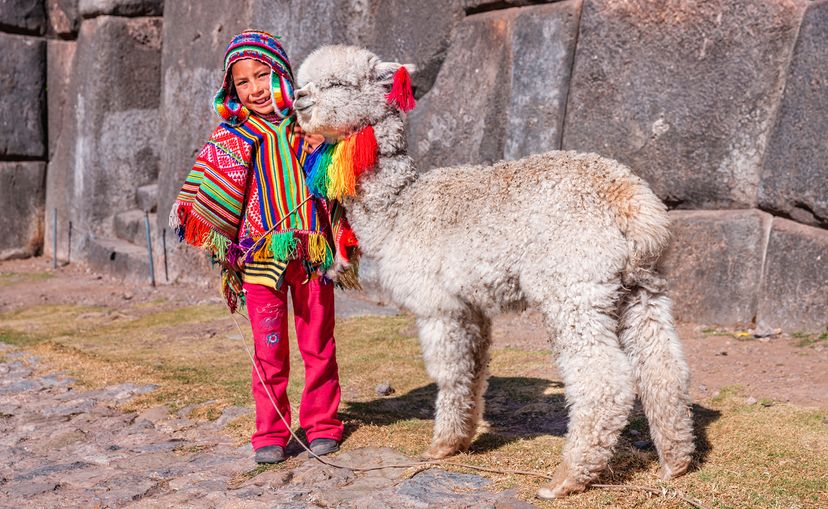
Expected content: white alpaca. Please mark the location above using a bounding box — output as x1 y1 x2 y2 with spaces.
294 45 694 498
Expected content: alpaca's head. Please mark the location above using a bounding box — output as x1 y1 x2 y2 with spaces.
294 45 415 140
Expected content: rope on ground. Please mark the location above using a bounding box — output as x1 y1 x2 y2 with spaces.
592 484 709 509
228 311 709 509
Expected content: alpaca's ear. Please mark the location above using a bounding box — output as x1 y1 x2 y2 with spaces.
375 61 417 86
379 61 417 112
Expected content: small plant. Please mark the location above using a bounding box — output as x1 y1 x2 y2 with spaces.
792 331 828 348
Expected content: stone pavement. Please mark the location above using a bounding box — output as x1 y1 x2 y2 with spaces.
0 345 535 508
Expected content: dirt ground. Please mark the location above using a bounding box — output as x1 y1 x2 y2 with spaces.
2 257 827 508
4 257 825 410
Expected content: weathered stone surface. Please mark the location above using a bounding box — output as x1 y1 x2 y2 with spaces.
504 1 580 160
249 0 466 91
45 16 162 259
86 237 152 282
463 0 564 12
113 209 146 244
409 2 579 172
757 219 828 332
47 0 80 36
0 33 46 158
47 39 76 160
563 0 806 209
363 0 465 97
0 162 46 260
0 0 46 34
758 0 828 227
136 182 157 211
409 10 512 171
43 40 79 259
78 0 163 18
658 209 771 326
154 0 254 281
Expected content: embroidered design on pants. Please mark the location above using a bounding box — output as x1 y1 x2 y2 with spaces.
265 332 280 346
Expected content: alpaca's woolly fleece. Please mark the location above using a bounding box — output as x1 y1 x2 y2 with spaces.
295 46 695 498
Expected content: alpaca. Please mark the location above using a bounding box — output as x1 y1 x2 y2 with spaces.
293 45 695 498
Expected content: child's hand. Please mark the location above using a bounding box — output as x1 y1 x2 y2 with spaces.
294 124 325 154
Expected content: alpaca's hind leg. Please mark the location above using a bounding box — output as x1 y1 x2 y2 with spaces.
619 286 694 479
417 310 491 459
536 290 635 499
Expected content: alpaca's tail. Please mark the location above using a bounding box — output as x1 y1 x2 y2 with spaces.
617 282 695 479
596 167 671 288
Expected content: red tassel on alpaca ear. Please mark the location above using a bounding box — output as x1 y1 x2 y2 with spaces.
385 66 416 112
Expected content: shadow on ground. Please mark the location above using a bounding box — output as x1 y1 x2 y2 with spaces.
341 376 722 481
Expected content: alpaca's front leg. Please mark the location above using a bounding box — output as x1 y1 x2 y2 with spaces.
416 311 491 459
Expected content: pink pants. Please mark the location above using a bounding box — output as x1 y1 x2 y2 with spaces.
244 261 343 449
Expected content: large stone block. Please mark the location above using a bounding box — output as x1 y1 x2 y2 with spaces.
504 2 580 160
0 0 45 34
0 33 46 158
47 39 76 160
47 0 80 36
78 0 162 18
758 0 828 227
46 16 162 258
562 0 806 209
757 219 828 332
409 2 580 171
408 11 512 171
0 162 47 260
658 209 771 326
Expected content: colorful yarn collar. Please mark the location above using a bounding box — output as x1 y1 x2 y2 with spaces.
303 126 379 201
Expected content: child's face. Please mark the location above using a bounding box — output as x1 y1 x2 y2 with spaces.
231 59 274 116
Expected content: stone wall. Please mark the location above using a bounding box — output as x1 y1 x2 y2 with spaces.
15 0 828 330
0 1 47 259
44 0 163 280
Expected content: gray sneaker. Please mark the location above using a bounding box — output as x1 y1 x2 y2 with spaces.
254 445 285 464
309 438 339 456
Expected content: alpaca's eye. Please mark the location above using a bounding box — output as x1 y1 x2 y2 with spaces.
321 79 356 90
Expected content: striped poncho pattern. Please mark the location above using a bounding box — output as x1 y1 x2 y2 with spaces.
171 116 336 310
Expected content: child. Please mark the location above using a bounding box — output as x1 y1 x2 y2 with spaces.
169 30 358 464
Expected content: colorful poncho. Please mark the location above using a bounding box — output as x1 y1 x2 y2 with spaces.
170 114 363 311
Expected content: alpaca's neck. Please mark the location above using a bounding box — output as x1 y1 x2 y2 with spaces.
350 114 417 215
346 113 417 248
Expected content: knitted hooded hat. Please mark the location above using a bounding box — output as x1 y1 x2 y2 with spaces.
213 30 295 126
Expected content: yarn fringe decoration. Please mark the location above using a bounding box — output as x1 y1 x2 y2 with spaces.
304 126 378 201
386 66 416 112
244 231 334 270
221 268 245 314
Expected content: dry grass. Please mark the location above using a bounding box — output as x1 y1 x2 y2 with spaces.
1 298 826 508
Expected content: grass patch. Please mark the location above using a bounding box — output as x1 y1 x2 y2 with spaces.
0 271 54 286
792 331 828 348
1 300 826 507
0 327 43 347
